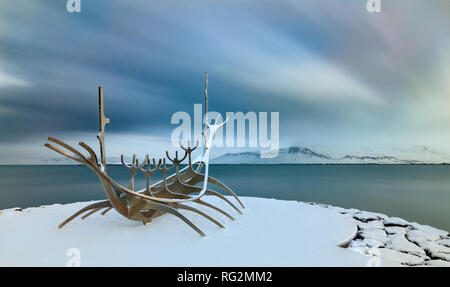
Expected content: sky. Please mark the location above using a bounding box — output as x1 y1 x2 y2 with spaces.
0 0 449 163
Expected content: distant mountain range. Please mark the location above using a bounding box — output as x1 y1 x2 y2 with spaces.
41 146 448 165
210 146 425 164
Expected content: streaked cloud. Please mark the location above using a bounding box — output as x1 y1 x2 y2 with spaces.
0 70 30 88
0 0 449 163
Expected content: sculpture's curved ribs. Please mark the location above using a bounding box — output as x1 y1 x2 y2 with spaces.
81 207 103 220
204 189 243 215
101 207 113 215
194 199 235 221
156 158 178 196
142 203 206 237
181 168 245 210
121 154 147 191
140 158 161 196
163 149 243 216
175 172 242 215
78 142 100 167
172 203 225 229
147 184 236 221
58 201 111 229
202 176 245 209
178 143 245 209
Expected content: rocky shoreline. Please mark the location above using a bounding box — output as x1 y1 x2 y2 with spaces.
308 202 450 267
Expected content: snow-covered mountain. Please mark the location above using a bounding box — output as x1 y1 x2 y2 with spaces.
41 145 448 165
211 146 426 164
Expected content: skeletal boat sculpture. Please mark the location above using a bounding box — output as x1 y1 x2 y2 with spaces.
45 75 244 236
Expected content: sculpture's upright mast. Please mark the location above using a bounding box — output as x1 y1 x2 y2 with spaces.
97 86 110 172
202 73 208 149
204 72 208 116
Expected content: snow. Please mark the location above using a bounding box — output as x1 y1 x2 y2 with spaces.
2 196 449 267
359 228 388 243
385 234 426 258
385 226 409 235
414 241 450 261
360 239 384 248
383 217 411 227
406 229 441 243
353 211 388 222
377 249 425 266
437 239 450 248
356 220 385 230
0 196 369 267
410 222 449 237
425 259 450 267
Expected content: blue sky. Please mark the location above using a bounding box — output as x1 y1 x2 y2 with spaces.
0 0 449 163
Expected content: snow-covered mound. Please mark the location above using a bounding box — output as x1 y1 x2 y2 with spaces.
0 196 366 267
1 197 448 267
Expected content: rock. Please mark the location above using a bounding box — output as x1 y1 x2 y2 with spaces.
437 239 450 248
347 208 360 213
410 222 449 237
356 220 384 230
426 242 450 254
425 259 450 267
337 219 358 248
430 253 450 261
14 208 22 212
379 248 425 266
353 211 387 222
386 234 426 258
339 208 360 219
385 226 408 235
328 206 347 213
373 212 388 221
360 228 388 243
349 239 366 248
407 229 441 243
362 239 385 248
383 217 411 227
350 237 385 248
412 241 450 261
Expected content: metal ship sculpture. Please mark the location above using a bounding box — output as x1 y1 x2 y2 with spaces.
45 74 244 236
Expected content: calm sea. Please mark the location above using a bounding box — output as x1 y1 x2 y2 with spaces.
0 164 449 231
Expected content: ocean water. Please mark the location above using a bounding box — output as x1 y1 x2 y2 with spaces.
0 164 449 231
